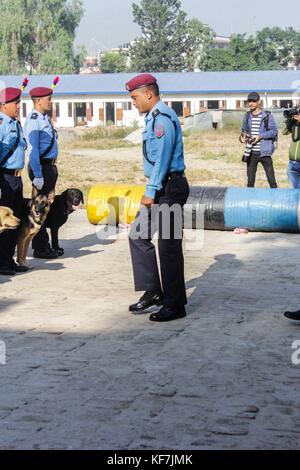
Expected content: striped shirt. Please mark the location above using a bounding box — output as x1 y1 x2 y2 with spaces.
251 113 262 153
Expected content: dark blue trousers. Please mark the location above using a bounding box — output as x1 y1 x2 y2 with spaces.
0 173 23 267
129 176 190 310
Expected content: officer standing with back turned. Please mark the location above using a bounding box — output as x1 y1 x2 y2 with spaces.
0 85 28 275
126 73 190 322
24 84 59 259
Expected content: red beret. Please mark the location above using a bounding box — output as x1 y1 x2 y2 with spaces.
0 87 22 104
30 87 53 98
126 73 157 92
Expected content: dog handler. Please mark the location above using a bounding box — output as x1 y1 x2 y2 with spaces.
0 86 28 275
126 74 190 322
24 85 59 259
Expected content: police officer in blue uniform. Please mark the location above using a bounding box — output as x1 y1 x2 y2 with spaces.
0 87 27 275
24 86 59 259
126 74 190 322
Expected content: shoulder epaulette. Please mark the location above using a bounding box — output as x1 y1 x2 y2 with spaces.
152 109 160 119
31 113 38 120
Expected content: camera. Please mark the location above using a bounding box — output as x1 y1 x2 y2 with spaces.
242 134 255 162
283 107 300 119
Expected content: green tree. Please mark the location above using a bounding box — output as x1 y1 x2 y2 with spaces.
200 27 300 71
255 27 300 69
185 18 214 71
100 51 128 73
0 0 84 75
200 34 258 71
130 0 213 72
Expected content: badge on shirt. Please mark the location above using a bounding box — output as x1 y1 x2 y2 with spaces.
155 124 165 138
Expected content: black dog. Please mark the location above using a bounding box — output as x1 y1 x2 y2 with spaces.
45 188 84 256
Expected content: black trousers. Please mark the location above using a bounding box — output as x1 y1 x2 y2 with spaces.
0 173 23 267
28 164 58 251
247 154 277 188
129 176 190 310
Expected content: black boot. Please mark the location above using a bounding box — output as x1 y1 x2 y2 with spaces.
33 249 58 259
284 310 300 321
129 291 163 313
150 306 186 322
0 264 15 276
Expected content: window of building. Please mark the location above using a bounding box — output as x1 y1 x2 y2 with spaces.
280 100 293 109
55 103 60 118
236 100 248 109
22 103 27 118
207 100 219 110
123 102 132 111
68 103 73 117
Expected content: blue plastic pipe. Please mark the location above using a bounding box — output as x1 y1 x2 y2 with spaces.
186 187 300 233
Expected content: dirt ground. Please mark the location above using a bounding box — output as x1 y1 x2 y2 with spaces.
1 129 300 450
1 210 300 450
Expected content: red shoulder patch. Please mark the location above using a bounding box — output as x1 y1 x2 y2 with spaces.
155 124 165 138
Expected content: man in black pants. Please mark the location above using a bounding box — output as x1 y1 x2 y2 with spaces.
24 86 59 259
126 74 190 322
0 87 27 275
241 92 278 188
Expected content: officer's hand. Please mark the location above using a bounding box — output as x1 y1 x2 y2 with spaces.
141 196 155 208
294 115 300 123
33 177 44 190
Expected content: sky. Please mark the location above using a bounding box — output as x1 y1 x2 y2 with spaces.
76 0 300 54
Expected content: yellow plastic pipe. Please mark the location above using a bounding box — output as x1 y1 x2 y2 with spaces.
87 184 145 225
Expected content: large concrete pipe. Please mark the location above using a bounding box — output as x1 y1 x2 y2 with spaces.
87 184 300 233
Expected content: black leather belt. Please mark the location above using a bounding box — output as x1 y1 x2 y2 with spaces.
41 159 56 166
0 168 22 177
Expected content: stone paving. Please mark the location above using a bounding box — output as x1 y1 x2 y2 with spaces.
0 210 300 450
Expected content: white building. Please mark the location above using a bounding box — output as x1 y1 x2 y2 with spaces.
1 70 300 128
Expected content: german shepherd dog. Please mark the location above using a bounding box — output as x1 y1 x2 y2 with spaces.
0 207 20 234
16 193 53 268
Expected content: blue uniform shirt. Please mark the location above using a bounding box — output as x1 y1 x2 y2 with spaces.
24 110 58 178
0 112 26 170
143 101 185 199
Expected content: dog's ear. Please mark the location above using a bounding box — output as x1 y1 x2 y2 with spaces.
48 191 55 205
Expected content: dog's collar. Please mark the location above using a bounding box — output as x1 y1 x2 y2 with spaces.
29 214 43 226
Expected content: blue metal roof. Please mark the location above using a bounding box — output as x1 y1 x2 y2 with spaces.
1 70 300 96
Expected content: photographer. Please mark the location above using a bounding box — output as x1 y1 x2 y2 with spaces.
241 92 278 188
283 108 300 188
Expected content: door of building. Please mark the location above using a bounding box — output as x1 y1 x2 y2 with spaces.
105 102 115 125
171 102 184 117
74 103 87 126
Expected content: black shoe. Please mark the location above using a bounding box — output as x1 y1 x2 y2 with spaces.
129 291 163 313
54 248 64 257
284 310 300 321
14 265 29 273
0 265 16 276
33 249 58 259
150 306 186 322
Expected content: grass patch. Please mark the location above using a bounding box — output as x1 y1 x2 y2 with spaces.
65 125 139 151
79 125 139 141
